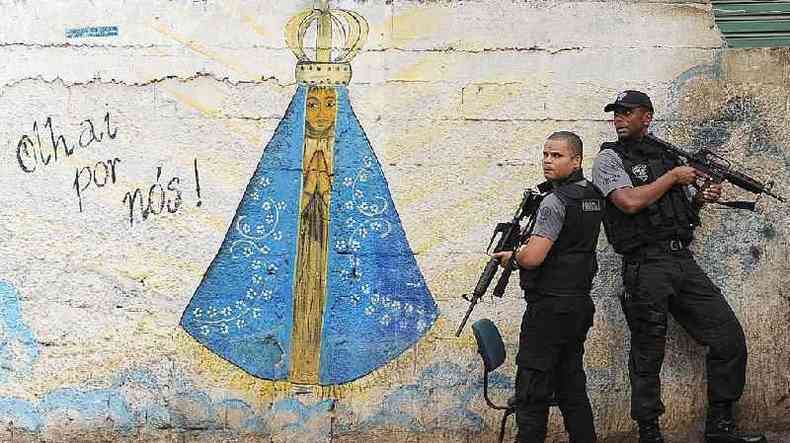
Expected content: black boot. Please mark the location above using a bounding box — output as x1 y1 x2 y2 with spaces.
705 403 767 443
637 419 665 443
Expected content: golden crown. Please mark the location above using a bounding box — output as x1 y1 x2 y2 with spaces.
285 0 369 86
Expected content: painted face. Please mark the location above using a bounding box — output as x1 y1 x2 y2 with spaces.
543 138 580 181
306 87 337 135
612 106 652 141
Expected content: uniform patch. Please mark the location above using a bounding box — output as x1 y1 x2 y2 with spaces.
538 206 553 222
631 163 649 182
582 200 601 212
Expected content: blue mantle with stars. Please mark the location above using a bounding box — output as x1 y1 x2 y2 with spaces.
180 85 438 385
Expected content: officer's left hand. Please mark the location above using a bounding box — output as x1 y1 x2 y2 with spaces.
492 251 513 269
700 182 723 203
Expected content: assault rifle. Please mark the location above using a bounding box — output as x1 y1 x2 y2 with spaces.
455 184 550 337
647 134 785 210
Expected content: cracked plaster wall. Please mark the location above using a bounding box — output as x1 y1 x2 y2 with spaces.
0 0 788 442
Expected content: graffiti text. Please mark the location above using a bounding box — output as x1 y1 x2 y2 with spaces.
16 112 119 174
73 158 123 212
121 160 203 227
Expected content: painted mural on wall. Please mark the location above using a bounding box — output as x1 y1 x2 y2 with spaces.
0 281 39 384
179 1 438 385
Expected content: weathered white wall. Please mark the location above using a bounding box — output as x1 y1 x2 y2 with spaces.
0 1 788 441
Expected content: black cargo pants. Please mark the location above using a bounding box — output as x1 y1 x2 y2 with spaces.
515 294 597 443
620 246 747 421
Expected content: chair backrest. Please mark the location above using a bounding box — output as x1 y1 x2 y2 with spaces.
472 318 506 372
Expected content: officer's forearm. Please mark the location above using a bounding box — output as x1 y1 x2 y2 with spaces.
610 172 677 214
515 236 553 268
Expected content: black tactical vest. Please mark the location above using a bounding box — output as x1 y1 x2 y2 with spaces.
600 138 700 255
519 170 604 297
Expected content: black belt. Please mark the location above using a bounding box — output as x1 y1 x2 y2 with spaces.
625 239 688 257
642 239 688 253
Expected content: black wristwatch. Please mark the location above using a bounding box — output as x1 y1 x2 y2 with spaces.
510 245 524 270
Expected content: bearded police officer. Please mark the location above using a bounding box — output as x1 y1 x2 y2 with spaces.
591 90 766 443
495 131 602 443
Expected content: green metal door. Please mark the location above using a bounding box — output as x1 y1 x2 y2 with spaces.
713 1 790 47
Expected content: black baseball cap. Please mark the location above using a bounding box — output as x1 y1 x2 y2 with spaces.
604 90 654 112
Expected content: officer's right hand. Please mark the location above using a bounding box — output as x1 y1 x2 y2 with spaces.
491 251 513 268
669 166 699 185
492 251 513 269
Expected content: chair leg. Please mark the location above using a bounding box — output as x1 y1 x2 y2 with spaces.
499 407 515 443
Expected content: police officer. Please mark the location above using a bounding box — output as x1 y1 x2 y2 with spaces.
591 90 766 443
495 131 602 443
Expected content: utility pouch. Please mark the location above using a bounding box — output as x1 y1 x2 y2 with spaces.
639 309 668 337
622 259 641 294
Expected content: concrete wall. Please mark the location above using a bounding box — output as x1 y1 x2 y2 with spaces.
0 1 788 441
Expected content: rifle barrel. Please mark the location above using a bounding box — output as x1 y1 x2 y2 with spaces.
455 299 477 337
764 188 785 202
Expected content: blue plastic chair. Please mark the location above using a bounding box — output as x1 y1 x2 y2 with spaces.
472 318 516 443
472 318 559 442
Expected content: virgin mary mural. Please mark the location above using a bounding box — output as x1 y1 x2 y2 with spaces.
180 1 438 385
